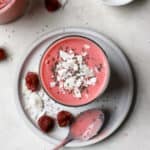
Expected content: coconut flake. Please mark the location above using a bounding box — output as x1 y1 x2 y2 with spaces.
83 44 90 49
50 82 56 88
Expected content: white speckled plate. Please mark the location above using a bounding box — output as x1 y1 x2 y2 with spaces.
101 0 134 6
15 28 134 147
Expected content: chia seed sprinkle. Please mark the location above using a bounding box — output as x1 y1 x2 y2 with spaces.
50 49 97 98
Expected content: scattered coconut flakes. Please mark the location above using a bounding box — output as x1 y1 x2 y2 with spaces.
87 77 97 85
25 93 44 120
50 50 97 98
23 87 63 122
27 93 43 111
50 82 56 88
83 44 90 49
82 51 87 57
74 88 81 98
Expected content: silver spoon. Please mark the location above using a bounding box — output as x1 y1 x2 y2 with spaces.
53 108 105 150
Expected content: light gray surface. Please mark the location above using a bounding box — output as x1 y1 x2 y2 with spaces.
0 0 149 150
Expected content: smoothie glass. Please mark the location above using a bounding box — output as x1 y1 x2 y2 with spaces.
40 36 110 107
0 0 28 24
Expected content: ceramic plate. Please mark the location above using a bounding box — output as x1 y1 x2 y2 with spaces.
15 28 134 147
101 0 134 6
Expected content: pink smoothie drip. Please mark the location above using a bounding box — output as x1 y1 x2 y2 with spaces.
70 109 104 140
40 36 110 106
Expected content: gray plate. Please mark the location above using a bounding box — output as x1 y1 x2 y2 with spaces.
15 28 134 147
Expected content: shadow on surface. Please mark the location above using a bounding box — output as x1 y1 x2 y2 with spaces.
88 50 137 149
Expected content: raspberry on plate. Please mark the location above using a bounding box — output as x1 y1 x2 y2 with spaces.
57 111 73 127
0 48 7 61
38 115 54 133
25 72 39 92
45 0 61 12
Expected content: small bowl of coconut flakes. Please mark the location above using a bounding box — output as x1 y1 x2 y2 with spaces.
39 36 110 107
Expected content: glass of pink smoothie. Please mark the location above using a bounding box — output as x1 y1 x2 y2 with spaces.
0 0 28 24
40 36 110 107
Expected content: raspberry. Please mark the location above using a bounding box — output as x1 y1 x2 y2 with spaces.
38 115 54 133
0 48 7 61
25 72 39 92
57 111 73 127
45 0 61 12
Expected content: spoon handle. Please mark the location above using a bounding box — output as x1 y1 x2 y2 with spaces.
52 136 73 150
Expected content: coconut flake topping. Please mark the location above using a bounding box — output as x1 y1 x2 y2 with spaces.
50 50 97 98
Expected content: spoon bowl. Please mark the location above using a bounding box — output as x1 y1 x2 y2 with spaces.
53 109 105 150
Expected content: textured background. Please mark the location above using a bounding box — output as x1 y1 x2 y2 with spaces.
0 0 149 149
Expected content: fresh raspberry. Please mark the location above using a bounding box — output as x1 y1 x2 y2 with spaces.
38 115 54 133
45 0 61 12
57 111 73 127
0 48 7 61
25 72 39 92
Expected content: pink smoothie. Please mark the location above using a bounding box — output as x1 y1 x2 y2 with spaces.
40 36 110 106
70 109 104 140
0 0 9 9
0 0 27 24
